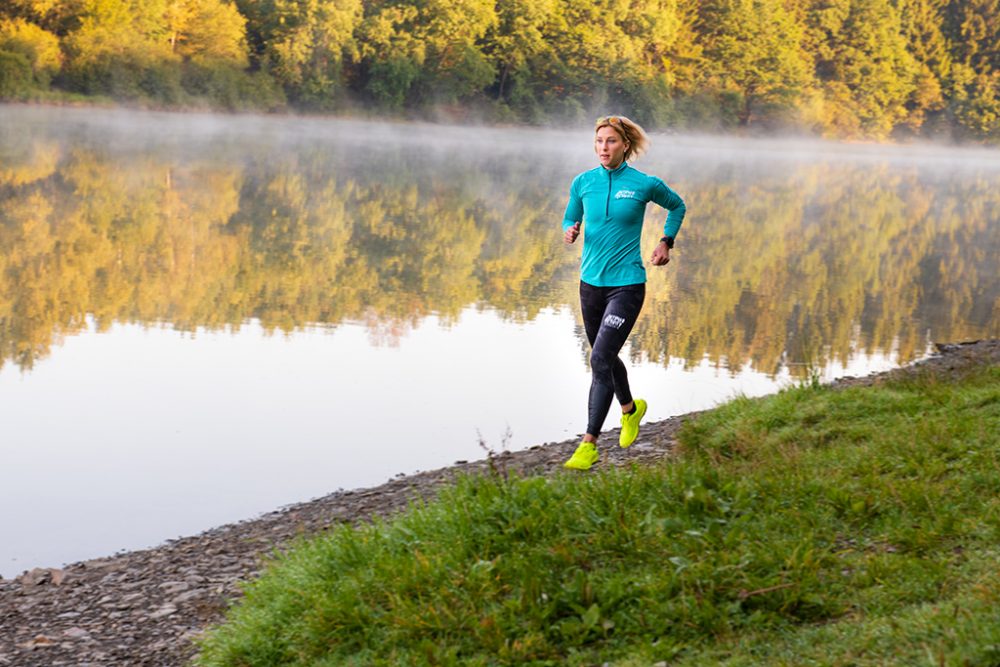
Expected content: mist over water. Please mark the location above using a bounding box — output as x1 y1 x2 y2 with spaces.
1 104 997 574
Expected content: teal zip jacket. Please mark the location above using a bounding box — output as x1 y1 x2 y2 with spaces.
562 161 686 287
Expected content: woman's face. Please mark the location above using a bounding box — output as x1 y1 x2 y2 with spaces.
595 125 629 169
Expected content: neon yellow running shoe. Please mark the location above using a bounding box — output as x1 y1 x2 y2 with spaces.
564 441 599 470
619 398 647 448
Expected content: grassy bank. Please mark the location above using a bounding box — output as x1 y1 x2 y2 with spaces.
196 363 1000 666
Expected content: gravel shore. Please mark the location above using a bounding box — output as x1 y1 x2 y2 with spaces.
2 339 997 666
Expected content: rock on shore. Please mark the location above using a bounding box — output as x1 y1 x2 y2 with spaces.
1 340 997 666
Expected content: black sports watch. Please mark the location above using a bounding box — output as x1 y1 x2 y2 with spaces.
660 236 675 249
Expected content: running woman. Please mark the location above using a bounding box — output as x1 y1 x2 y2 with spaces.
562 115 686 470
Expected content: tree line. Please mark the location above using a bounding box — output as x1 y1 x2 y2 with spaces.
0 0 998 141
2 128 996 374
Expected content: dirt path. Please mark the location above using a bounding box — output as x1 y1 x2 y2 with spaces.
2 339 997 666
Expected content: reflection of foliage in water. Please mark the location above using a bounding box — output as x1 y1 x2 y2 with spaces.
0 127 997 376
0 132 575 370
632 156 999 374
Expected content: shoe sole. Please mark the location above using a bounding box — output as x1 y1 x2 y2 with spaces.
564 455 599 470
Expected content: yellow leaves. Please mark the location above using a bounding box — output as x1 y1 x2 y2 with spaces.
4 192 55 260
0 139 59 188
175 0 249 66
0 18 61 82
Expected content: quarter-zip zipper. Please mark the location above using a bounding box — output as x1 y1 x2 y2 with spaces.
605 162 626 216
605 167 613 217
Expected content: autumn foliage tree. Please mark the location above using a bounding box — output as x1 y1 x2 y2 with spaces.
0 0 998 141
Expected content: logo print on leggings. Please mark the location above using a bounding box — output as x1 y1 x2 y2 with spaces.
603 314 626 329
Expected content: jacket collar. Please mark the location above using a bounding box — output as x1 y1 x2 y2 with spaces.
602 161 629 175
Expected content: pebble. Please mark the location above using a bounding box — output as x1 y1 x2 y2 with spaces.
158 581 189 595
63 627 91 640
171 589 205 605
148 604 178 620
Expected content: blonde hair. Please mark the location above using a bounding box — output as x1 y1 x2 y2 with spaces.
594 115 649 162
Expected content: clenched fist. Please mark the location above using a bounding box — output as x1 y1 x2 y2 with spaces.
564 222 581 244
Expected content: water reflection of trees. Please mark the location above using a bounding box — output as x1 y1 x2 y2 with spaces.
1 135 996 375
633 161 999 372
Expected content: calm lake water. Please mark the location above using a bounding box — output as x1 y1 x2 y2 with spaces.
1 105 998 575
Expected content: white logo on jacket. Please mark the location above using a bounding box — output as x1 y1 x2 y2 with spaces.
614 190 637 200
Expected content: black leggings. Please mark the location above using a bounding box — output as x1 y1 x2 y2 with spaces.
580 281 645 437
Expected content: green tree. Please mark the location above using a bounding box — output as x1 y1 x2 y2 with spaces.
948 64 1000 139
358 0 496 109
66 0 169 58
0 49 33 97
943 0 1000 140
807 0 918 138
896 0 950 132
0 18 61 85
235 0 361 106
945 0 999 73
62 0 182 100
165 0 248 65
492 0 692 123
696 0 812 127
486 0 555 110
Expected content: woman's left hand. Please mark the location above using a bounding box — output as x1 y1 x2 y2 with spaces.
650 242 670 266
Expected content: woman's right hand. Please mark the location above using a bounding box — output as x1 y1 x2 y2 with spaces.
564 222 581 244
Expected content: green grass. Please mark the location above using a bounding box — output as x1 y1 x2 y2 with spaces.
196 365 1000 666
